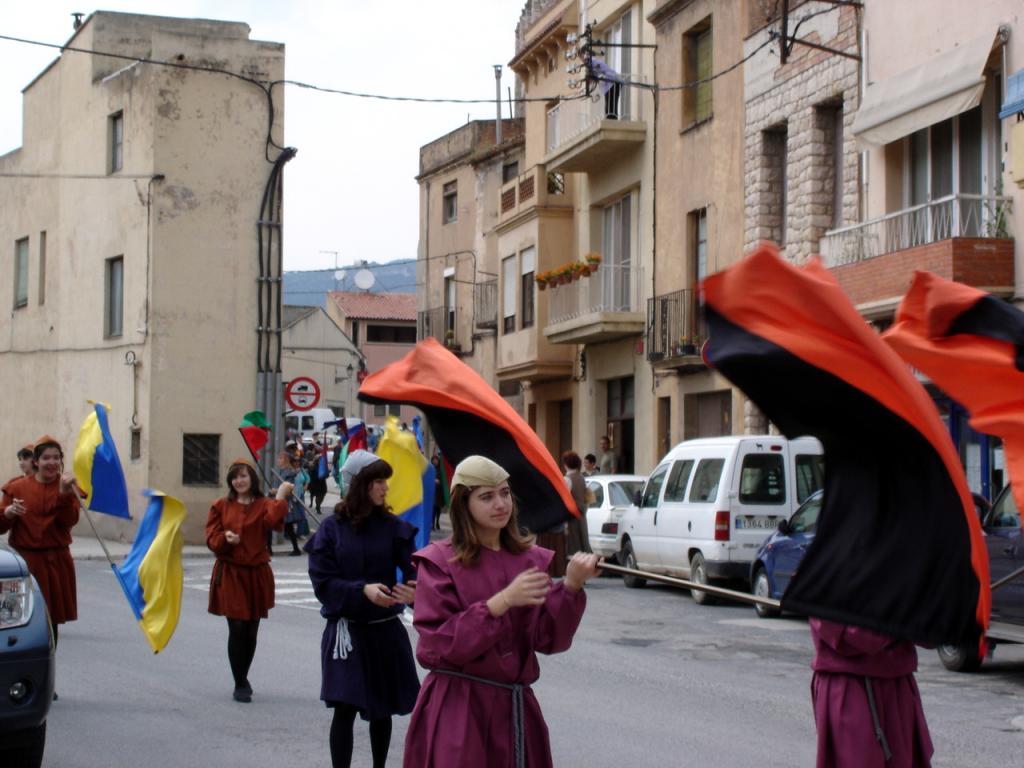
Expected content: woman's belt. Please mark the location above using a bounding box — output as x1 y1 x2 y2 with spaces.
428 668 529 768
331 614 400 660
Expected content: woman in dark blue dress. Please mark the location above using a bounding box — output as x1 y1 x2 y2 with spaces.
305 449 420 768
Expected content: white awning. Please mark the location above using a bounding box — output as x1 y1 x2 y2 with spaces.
851 32 999 149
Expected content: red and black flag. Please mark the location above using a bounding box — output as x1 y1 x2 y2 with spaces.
358 338 576 532
884 270 1024 514
702 244 989 650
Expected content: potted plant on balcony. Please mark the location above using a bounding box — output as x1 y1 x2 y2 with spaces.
536 272 548 291
585 252 602 271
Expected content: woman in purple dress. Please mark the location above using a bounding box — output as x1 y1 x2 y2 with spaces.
404 455 601 768
305 450 419 768
810 618 934 767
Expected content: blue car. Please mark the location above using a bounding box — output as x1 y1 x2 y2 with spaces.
0 541 54 768
749 490 822 618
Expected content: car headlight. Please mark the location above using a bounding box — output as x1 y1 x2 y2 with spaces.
0 577 33 629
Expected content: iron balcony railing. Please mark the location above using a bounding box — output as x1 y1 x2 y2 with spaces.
545 74 650 155
474 280 497 329
417 307 454 345
820 193 1013 268
646 289 704 361
548 262 643 325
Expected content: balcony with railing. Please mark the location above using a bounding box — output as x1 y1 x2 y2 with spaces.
417 306 463 353
474 279 497 329
544 262 644 344
543 76 649 174
820 194 1015 307
498 164 574 227
646 289 706 370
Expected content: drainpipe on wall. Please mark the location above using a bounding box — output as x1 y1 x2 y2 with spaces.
494 65 503 144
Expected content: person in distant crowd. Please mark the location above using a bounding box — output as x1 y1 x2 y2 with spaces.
305 450 419 768
561 451 592 557
307 434 328 514
809 618 933 767
582 453 598 476
403 455 601 768
367 427 380 453
1 437 81 652
276 452 305 556
431 455 444 531
205 459 292 703
598 435 617 474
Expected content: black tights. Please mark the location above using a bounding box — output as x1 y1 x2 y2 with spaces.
226 618 260 689
329 703 392 768
284 523 300 553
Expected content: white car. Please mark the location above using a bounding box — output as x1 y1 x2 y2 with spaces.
585 474 646 562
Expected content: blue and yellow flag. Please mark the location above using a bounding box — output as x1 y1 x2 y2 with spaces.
73 401 130 519
375 416 433 550
113 490 186 653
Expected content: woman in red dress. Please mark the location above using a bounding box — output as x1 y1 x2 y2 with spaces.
205 458 292 702
0 436 82 644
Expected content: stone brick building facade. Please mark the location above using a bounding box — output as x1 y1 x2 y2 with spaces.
743 2 861 260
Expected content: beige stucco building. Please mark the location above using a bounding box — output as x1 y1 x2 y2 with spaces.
0 12 286 543
281 305 362 422
416 119 525 412
496 0 658 474
646 0 751 456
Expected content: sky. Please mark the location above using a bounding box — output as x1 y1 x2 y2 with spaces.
0 1 529 271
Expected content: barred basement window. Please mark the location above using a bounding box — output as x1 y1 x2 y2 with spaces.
130 428 142 461
183 434 220 485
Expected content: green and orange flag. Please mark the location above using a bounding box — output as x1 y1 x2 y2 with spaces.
239 411 271 458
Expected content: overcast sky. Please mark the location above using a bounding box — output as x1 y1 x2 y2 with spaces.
0 1 527 271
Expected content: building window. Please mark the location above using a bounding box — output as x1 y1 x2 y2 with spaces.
373 403 401 417
182 434 219 485
130 428 142 461
38 231 46 306
502 161 519 183
105 256 124 338
764 125 788 245
602 9 632 118
903 104 993 237
109 111 123 174
502 255 516 333
351 321 360 347
520 246 535 329
691 208 708 284
602 194 633 311
444 275 456 336
832 106 844 229
366 324 417 343
14 237 28 309
442 180 457 224
683 18 713 126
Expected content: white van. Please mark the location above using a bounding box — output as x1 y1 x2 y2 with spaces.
617 435 824 603
284 408 343 443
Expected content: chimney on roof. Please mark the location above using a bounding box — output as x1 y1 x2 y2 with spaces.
72 12 84 30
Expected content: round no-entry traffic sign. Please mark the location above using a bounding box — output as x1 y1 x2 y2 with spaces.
285 377 321 411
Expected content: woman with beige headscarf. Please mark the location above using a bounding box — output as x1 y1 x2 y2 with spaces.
403 455 601 768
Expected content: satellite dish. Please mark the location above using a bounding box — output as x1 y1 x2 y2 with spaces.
333 270 346 282
354 269 375 291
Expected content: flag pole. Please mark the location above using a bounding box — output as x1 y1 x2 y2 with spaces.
595 560 782 610
240 441 323 532
80 504 118 570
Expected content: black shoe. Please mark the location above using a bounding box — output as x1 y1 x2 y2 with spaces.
52 691 58 701
233 686 252 703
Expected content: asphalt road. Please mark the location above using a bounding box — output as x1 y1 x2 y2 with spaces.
43 558 1024 767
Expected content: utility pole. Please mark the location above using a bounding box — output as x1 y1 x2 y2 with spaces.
494 65 503 144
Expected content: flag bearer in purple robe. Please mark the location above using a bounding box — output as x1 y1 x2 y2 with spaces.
403 455 601 768
810 618 934 767
305 450 420 768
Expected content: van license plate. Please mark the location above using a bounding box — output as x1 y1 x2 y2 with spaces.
736 516 776 530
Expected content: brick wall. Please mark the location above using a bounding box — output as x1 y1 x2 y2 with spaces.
831 238 1015 305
